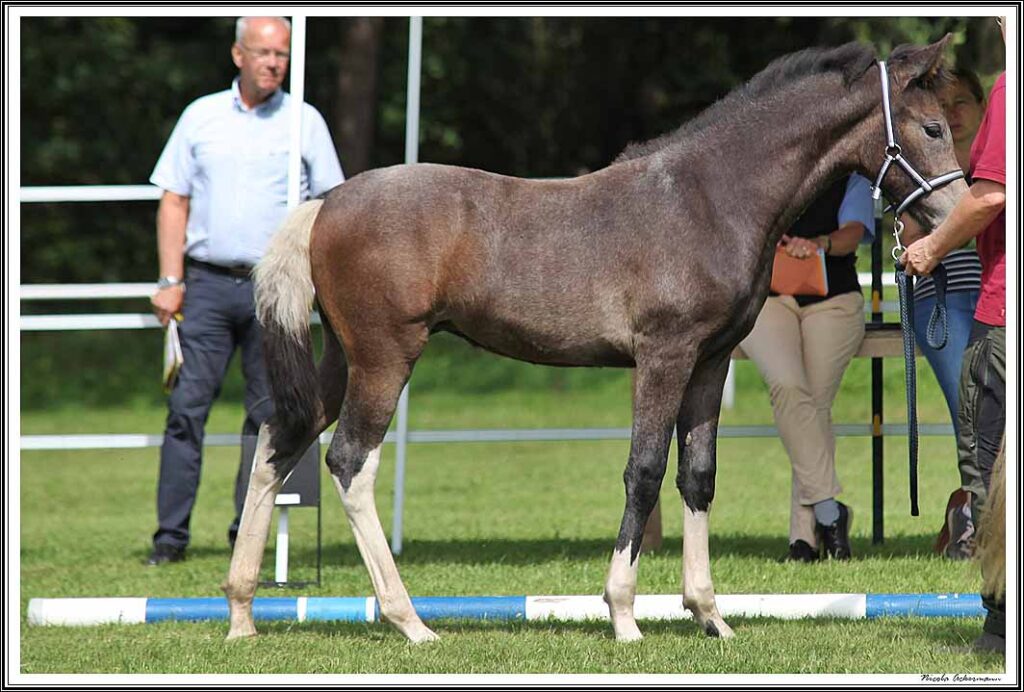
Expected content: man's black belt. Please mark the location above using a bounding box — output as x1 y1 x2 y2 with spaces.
187 258 254 279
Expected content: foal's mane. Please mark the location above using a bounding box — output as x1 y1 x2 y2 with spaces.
616 41 878 162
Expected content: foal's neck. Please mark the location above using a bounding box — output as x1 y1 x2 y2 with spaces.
673 70 877 244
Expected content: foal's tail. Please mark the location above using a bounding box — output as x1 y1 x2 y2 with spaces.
254 199 325 451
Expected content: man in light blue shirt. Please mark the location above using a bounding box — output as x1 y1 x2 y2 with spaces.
147 16 344 565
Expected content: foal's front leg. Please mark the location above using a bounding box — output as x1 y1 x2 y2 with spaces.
604 358 691 642
677 357 734 638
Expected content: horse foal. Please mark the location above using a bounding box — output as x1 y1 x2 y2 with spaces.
224 37 966 645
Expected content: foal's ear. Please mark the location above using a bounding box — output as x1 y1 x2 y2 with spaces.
888 34 953 92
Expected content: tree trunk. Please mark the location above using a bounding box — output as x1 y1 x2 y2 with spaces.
958 17 1005 81
334 17 383 176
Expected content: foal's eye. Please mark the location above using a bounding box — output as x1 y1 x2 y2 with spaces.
923 123 944 139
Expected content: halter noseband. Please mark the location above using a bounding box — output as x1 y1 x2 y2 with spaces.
869 61 964 221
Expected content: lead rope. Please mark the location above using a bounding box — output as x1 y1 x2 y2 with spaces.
925 263 949 350
892 219 920 516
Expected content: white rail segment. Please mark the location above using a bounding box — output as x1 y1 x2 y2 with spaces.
20 424 955 452
20 283 156 300
21 310 322 331
27 597 148 626
524 594 867 621
21 313 162 331
20 185 162 203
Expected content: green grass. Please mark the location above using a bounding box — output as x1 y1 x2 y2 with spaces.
16 322 1004 675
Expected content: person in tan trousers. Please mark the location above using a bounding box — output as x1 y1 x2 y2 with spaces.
740 173 875 562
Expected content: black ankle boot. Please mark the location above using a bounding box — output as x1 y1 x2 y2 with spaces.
781 539 819 563
816 502 852 560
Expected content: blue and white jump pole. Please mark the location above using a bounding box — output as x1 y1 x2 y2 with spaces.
27 593 982 627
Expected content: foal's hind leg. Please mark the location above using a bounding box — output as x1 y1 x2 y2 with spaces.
327 351 437 644
605 355 693 641
223 424 316 639
223 337 347 640
676 355 734 639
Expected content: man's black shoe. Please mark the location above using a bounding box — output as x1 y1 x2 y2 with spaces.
816 502 853 560
781 539 819 563
146 543 186 566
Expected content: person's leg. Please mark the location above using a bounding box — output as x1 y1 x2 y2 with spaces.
975 327 1005 644
230 278 276 545
799 291 864 556
958 323 1005 514
740 296 826 550
971 326 1005 515
154 269 237 553
959 325 1006 649
917 290 979 556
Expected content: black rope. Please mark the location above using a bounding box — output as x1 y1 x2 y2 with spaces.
895 261 920 516
924 262 949 350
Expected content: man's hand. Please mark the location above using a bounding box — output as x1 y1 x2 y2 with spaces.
152 285 185 326
899 235 941 276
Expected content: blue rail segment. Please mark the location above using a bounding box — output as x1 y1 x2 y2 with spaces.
410 596 526 621
146 597 298 623
866 593 983 618
304 597 368 622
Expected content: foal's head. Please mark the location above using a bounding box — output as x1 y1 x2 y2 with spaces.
857 35 968 228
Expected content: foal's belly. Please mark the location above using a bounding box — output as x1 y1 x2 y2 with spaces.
433 315 636 368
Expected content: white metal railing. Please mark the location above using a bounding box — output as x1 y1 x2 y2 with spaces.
20 283 155 300
20 185 162 203
20 423 955 452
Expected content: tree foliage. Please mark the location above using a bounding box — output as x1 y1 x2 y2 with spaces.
20 14 1002 284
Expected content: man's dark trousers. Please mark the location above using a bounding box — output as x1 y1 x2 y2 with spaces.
957 321 1006 639
154 262 274 550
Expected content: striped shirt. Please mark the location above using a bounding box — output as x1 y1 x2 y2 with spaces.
914 248 982 302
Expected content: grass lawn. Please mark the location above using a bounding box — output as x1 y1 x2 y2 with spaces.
15 343 1007 676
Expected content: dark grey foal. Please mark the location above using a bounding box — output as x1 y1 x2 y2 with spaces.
224 37 965 643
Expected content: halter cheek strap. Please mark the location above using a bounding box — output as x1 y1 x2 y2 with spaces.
869 61 965 217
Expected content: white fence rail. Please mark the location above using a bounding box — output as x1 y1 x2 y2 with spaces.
20 185 162 203
21 423 954 453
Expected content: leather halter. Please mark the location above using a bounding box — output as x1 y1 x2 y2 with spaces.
869 61 964 219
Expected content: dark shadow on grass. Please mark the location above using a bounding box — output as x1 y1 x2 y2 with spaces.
254 614 882 641
117 532 947 571
273 531 948 567
916 619 1006 667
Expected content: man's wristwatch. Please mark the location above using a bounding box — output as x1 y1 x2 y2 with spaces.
157 276 184 290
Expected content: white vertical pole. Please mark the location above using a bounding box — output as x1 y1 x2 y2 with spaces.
277 15 306 582
275 508 290 583
391 16 423 556
723 359 736 410
286 14 307 210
